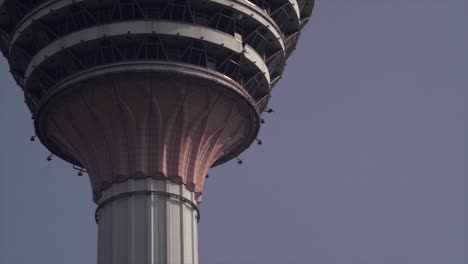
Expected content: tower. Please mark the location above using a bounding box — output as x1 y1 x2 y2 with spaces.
0 0 314 263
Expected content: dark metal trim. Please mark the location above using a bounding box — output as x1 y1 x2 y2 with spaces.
95 190 200 224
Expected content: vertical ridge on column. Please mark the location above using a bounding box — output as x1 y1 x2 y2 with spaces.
147 179 153 264
130 180 135 264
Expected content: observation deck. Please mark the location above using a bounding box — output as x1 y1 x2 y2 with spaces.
0 0 314 105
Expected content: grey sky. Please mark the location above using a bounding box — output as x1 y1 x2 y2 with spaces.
1 0 467 263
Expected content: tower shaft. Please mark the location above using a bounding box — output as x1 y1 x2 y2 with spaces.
97 179 199 264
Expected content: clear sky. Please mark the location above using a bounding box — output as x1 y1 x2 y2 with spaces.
1 0 467 263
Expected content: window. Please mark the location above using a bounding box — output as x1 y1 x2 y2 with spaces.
160 0 193 23
272 4 293 30
180 42 207 66
207 8 236 35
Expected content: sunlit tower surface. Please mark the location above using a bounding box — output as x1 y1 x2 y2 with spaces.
0 0 314 263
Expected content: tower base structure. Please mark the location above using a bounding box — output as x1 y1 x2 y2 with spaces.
96 179 199 264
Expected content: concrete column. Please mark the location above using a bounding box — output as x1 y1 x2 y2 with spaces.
96 179 199 264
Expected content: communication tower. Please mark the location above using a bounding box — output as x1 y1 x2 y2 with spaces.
0 0 314 263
